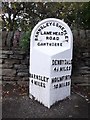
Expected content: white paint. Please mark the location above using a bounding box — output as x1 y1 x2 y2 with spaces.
29 18 73 108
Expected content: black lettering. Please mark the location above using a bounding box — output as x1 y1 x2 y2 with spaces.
60 67 63 71
61 27 65 31
35 38 38 41
42 83 45 88
36 31 39 35
49 22 52 26
60 43 62 46
59 84 62 88
34 81 37 85
30 73 33 78
46 78 49 82
58 25 62 29
65 36 68 39
46 36 49 40
53 22 55 26
37 42 40 46
69 66 71 70
56 23 59 27
68 81 70 86
43 24 47 28
38 28 41 32
35 35 38 38
61 32 63 35
53 32 58 35
31 79 33 84
53 67 57 72
46 22 49 26
40 26 43 30
54 84 58 89
56 37 59 40
63 30 67 35
50 36 52 40
53 37 55 40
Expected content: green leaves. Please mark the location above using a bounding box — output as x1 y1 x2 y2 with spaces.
20 30 31 51
2 2 90 31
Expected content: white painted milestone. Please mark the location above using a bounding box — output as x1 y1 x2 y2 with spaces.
29 18 73 108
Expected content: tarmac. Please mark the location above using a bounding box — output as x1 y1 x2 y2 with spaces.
2 91 89 119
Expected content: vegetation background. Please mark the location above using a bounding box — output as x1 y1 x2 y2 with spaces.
1 2 90 69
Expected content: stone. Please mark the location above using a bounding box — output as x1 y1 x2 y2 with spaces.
2 63 13 69
10 54 23 59
83 74 90 78
6 32 14 47
21 58 29 65
14 77 23 81
86 30 90 38
2 76 25 81
0 64 2 68
0 55 2 59
79 66 90 71
2 50 13 55
82 52 89 58
2 69 16 76
17 69 29 73
17 81 29 87
0 76 2 80
29 18 73 108
2 81 16 86
14 64 27 69
0 59 2 64
26 56 30 61
0 81 2 85
80 30 85 39
2 76 16 81
14 50 25 55
80 70 90 75
2 54 8 59
2 31 8 47
0 50 2 54
23 77 29 81
5 59 20 64
72 30 79 38
13 31 20 47
20 60 27 65
77 83 90 87
0 69 2 76
17 72 28 77
84 59 90 66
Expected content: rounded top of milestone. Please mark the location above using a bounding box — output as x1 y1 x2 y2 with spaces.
30 18 73 48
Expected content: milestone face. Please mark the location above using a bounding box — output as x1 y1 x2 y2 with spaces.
30 18 73 108
31 19 72 48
